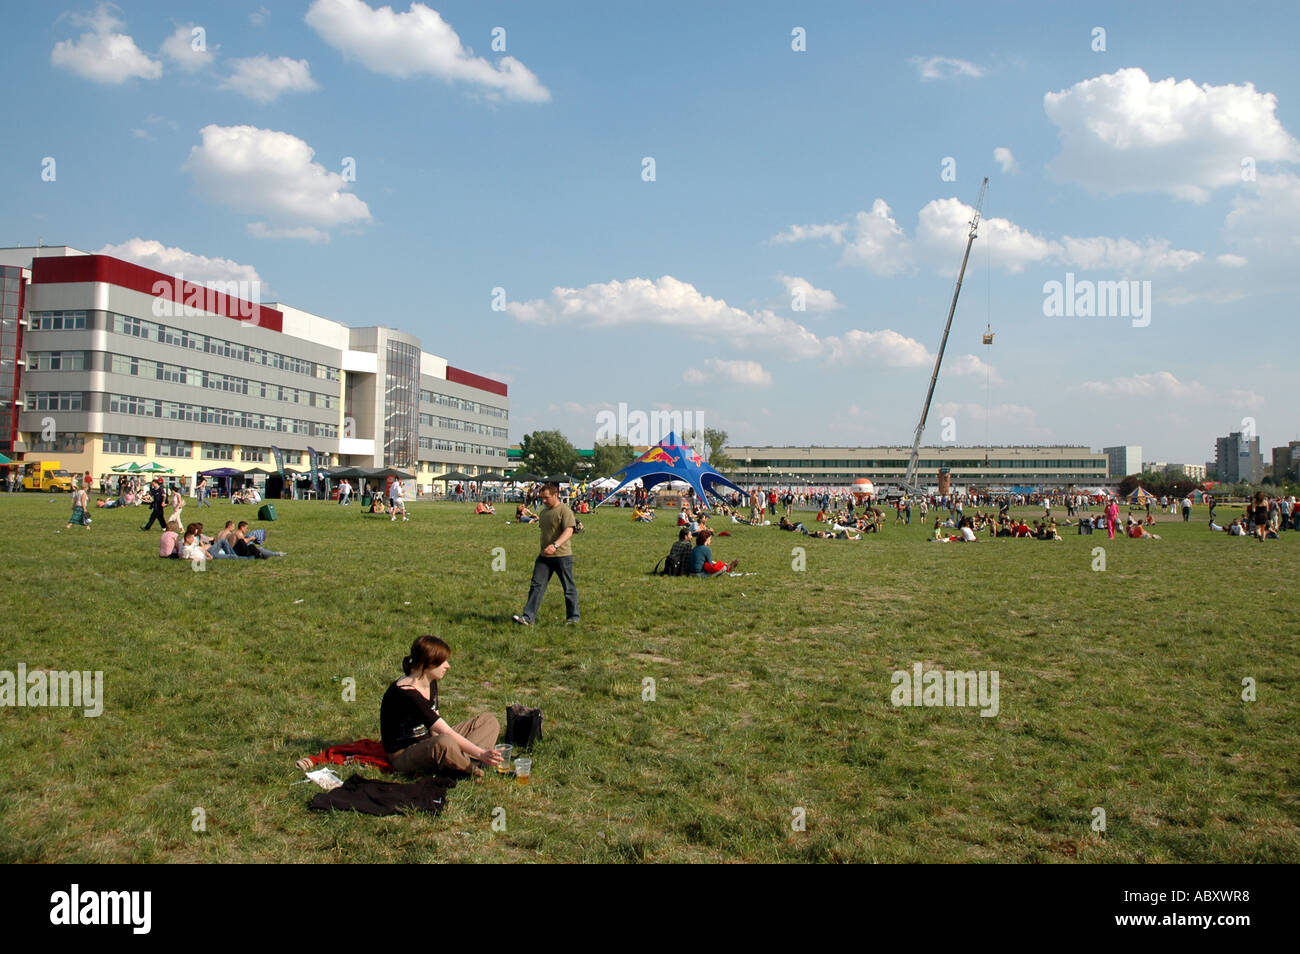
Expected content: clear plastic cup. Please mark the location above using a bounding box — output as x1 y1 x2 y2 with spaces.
514 757 532 785
495 744 513 773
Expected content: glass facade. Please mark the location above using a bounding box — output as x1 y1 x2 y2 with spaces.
0 268 24 452
383 340 419 469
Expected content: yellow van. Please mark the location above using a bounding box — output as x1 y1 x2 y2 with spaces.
22 460 76 492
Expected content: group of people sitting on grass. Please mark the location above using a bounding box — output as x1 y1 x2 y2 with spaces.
474 501 496 515
633 504 655 522
930 516 982 542
158 519 285 560
664 526 740 576
231 486 262 505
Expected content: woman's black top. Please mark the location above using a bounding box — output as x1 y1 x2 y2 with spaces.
380 681 441 754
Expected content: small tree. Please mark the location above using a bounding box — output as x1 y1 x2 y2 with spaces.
689 427 733 471
590 439 637 478
519 430 579 477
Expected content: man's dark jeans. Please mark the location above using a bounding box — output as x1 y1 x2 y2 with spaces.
521 555 578 622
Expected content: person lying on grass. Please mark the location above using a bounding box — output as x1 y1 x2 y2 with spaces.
689 528 740 576
516 503 538 523
381 635 503 777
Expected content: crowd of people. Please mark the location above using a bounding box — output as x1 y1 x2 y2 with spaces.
158 519 285 561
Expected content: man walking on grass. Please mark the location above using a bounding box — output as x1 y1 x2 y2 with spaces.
513 482 579 626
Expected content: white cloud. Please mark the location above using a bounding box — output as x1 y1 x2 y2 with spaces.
304 0 550 102
1223 173 1300 259
770 222 848 245
684 359 772 387
183 125 371 239
246 223 330 242
221 56 319 103
908 55 985 81
131 128 152 140
1216 253 1248 267
1075 371 1261 408
778 275 841 312
825 329 931 368
160 24 214 73
505 275 822 358
1054 235 1201 272
780 195 1202 275
51 4 162 84
993 147 1018 174
1044 68 1300 202
916 198 1058 273
96 238 263 288
250 7 271 27
947 353 1003 385
843 200 913 275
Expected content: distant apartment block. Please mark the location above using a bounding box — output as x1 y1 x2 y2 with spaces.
1214 432 1263 485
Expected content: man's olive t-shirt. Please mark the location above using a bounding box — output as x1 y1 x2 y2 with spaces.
539 502 577 556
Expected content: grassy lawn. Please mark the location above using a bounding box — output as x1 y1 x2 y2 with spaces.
1 495 1296 863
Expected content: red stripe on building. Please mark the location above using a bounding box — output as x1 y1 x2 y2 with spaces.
31 255 283 332
446 366 507 397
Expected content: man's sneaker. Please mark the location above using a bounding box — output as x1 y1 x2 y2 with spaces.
512 614 531 626
564 617 580 625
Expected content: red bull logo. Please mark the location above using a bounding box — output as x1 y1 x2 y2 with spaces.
687 450 703 466
641 446 679 465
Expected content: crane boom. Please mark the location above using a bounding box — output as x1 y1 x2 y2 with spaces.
904 176 988 493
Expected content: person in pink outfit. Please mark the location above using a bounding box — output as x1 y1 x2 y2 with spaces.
1105 498 1120 539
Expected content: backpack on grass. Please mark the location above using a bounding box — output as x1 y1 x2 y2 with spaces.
653 551 688 576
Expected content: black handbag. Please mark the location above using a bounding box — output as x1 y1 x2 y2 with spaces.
504 704 544 749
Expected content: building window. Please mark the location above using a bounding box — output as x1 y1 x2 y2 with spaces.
239 446 267 463
27 391 84 411
103 434 146 455
28 351 86 371
384 340 419 469
156 439 192 458
33 311 87 330
202 443 234 460
29 431 85 453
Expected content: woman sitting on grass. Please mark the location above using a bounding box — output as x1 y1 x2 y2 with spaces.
474 500 496 515
381 635 503 777
516 503 538 523
689 528 740 576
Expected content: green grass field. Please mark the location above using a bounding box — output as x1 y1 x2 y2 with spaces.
1 495 1297 863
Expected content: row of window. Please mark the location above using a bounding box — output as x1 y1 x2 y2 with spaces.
107 313 341 381
418 436 509 457
27 432 86 453
418 412 509 439
26 351 86 371
420 388 508 419
27 391 83 411
106 353 339 409
739 459 1107 470
107 393 338 438
31 310 88 330
101 434 271 461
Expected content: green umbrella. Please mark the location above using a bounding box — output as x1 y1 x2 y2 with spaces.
139 462 174 474
0 451 11 465
111 461 139 473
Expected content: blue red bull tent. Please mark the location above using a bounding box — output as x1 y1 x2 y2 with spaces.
595 432 745 510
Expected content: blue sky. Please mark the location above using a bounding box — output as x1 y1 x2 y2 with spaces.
5 0 1299 464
